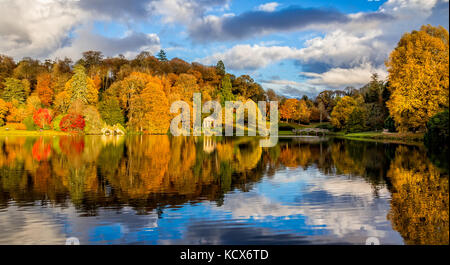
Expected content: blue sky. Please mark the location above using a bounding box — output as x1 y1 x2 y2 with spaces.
0 0 448 98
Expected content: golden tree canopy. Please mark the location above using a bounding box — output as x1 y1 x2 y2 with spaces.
386 25 449 132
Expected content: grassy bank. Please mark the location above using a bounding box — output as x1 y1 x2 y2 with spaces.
0 127 70 136
342 131 424 142
277 122 424 143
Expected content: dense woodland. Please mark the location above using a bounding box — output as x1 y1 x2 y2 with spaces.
0 25 448 141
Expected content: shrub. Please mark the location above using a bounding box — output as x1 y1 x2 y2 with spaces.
15 123 27 130
83 106 103 134
384 116 396 132
279 124 297 131
33 108 52 129
59 114 85 132
315 123 334 130
52 114 64 131
6 122 27 130
346 107 367 133
424 109 449 173
424 109 449 149
115 123 127 134
23 116 38 130
98 97 125 126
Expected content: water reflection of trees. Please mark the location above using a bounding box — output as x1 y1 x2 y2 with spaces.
0 136 448 244
387 146 449 245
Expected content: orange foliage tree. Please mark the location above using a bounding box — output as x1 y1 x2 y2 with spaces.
36 73 54 106
280 98 299 123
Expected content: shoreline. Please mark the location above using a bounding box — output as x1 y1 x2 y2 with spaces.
1 129 425 142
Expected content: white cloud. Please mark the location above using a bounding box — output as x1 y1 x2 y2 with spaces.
51 25 160 60
301 63 388 88
261 79 301 86
0 0 162 60
149 0 230 24
0 0 89 59
257 2 279 12
199 44 302 70
297 30 390 68
213 168 395 240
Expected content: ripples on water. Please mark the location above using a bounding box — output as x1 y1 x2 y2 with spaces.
0 135 448 245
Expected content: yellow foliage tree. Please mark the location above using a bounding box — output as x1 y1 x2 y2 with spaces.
64 65 98 105
330 96 358 129
297 99 311 124
0 98 8 126
128 75 170 133
386 25 449 132
280 98 299 123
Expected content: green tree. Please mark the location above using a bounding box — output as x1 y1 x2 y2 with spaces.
1 78 27 103
98 97 125 126
65 65 98 105
216 60 226 76
346 107 367 132
384 116 396 132
424 109 449 168
220 74 235 105
157 49 168 62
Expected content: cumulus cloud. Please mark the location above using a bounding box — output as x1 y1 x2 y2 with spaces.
189 6 349 42
149 0 230 24
0 0 163 60
301 63 388 88
260 79 321 98
188 5 392 42
0 0 88 59
199 44 302 70
257 2 279 12
51 25 161 60
76 0 153 21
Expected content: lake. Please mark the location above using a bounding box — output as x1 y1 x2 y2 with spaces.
0 135 448 245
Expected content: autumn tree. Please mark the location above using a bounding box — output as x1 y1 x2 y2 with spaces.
174 73 199 102
232 75 265 101
128 76 170 133
79 51 103 72
0 55 15 90
297 100 311 124
33 108 52 129
0 98 8 126
1 78 28 103
142 78 171 134
51 58 72 95
280 98 299 123
113 72 152 119
36 73 54 106
331 96 360 130
98 97 124 126
53 91 70 114
65 65 98 105
12 57 45 87
386 25 449 132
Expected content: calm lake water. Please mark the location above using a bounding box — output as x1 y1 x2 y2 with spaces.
0 135 448 245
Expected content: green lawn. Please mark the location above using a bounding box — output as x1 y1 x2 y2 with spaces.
342 131 424 142
0 127 70 136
